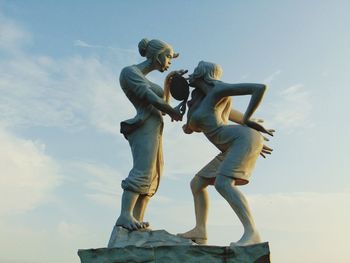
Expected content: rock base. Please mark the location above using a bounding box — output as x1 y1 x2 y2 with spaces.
78 243 270 263
78 228 270 263
107 226 194 248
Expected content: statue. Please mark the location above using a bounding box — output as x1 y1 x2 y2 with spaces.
177 61 275 246
81 46 273 263
112 38 185 231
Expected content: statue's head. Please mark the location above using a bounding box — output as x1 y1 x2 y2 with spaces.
138 38 179 72
189 61 223 87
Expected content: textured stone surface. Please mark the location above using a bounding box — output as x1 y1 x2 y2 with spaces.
107 226 194 248
79 228 270 263
78 243 270 263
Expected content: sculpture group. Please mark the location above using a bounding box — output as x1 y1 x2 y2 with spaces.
112 38 275 247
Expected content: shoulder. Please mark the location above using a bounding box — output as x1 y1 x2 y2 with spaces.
204 81 221 97
212 81 229 92
209 81 233 98
120 65 141 78
120 65 147 85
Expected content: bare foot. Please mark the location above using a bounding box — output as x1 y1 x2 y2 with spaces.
230 231 261 247
116 214 147 231
177 227 208 245
140 221 150 229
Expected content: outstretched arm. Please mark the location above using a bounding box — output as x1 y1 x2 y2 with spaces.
213 83 267 123
229 108 274 136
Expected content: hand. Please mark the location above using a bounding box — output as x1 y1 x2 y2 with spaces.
244 118 275 137
182 124 193 134
170 108 183 122
174 101 187 116
260 144 273 158
166 69 188 81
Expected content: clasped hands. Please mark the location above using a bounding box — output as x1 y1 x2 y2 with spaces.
166 69 188 122
244 118 275 158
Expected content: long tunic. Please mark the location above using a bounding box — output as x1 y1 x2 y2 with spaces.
188 85 263 185
119 65 164 196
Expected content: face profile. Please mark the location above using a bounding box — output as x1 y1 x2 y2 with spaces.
188 74 198 87
157 48 174 72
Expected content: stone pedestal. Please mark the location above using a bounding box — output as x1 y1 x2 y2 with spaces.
78 227 271 263
107 226 194 248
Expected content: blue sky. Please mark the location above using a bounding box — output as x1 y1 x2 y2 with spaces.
0 1 349 262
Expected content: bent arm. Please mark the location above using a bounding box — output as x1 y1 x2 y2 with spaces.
123 68 181 120
229 108 244 124
213 83 267 123
144 91 181 120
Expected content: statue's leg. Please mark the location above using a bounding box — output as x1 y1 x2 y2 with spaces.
177 176 211 244
214 175 261 246
133 194 150 228
116 190 143 230
192 176 210 236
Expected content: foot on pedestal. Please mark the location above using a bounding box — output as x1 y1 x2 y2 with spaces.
230 231 261 247
177 227 208 245
116 215 149 231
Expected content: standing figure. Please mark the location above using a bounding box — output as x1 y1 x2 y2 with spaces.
114 38 183 231
179 61 274 246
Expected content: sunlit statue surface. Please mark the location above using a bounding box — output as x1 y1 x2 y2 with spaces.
112 38 184 231
178 61 275 246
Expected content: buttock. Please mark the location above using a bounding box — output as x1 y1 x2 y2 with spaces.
197 127 263 185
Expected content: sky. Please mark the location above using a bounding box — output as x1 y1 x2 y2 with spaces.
0 0 349 262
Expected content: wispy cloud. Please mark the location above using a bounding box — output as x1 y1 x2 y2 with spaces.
162 121 219 179
70 161 123 207
74 39 96 48
263 70 281 84
0 24 136 135
74 39 137 54
57 220 86 240
271 84 313 132
0 15 32 53
0 126 60 216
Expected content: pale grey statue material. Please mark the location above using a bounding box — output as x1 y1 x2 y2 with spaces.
112 38 184 232
178 61 274 246
79 44 274 263
80 242 271 263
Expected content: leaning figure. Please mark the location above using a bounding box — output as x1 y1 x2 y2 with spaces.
111 38 184 233
178 61 275 246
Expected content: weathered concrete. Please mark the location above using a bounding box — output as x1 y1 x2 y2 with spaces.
79 228 270 263
107 226 194 248
78 243 270 263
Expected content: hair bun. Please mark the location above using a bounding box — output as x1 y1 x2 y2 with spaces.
138 38 149 57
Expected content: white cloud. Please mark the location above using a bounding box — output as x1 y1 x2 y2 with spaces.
0 52 133 133
263 70 281 84
74 39 94 48
0 18 136 135
73 39 137 54
0 217 102 263
251 191 350 233
70 161 123 207
0 15 31 52
271 84 313 131
0 127 60 216
162 119 219 179
57 221 85 240
148 190 350 263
